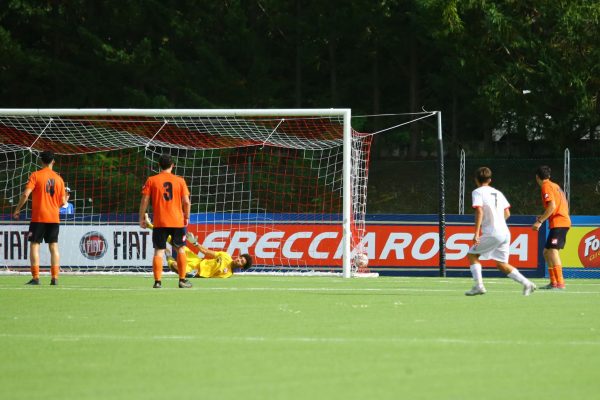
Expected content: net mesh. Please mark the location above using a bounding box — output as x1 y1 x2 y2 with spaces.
0 112 372 274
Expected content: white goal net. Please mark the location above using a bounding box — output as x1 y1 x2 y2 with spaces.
0 109 372 276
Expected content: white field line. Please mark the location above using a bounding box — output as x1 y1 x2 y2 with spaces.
0 332 599 347
0 286 456 292
1 284 600 294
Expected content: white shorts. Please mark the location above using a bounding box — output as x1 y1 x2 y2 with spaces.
468 232 510 263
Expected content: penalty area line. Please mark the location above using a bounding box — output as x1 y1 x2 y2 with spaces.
0 332 599 347
1 285 600 294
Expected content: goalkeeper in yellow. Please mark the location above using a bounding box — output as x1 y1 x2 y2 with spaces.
145 214 252 278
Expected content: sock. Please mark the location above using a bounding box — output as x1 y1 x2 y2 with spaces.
469 263 483 287
548 267 558 286
152 256 163 282
554 265 565 286
50 265 59 279
507 269 528 285
30 265 40 280
177 251 188 280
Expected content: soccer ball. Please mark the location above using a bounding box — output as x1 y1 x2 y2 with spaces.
354 253 369 269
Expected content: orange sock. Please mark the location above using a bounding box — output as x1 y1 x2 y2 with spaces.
31 265 40 280
152 256 163 282
548 267 557 286
177 252 187 280
554 265 564 286
50 265 60 279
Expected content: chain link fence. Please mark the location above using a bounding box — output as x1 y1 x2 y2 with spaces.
367 157 600 215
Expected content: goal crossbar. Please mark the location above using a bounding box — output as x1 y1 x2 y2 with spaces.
0 108 350 117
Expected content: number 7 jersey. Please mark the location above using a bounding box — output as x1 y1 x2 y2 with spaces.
141 171 190 228
471 185 510 236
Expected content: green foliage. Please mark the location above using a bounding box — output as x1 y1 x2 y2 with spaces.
0 0 598 215
0 0 597 153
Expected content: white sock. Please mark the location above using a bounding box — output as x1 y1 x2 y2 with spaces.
507 269 529 285
470 264 483 287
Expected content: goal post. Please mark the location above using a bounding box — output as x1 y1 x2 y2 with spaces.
0 108 369 277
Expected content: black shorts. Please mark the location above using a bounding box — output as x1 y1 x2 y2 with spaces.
152 227 186 250
545 227 569 250
28 222 60 244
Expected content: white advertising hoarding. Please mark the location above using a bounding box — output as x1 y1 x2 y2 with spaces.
0 225 153 267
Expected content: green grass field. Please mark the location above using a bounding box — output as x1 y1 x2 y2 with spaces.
1 275 600 400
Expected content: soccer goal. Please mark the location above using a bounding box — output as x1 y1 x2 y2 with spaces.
0 108 379 277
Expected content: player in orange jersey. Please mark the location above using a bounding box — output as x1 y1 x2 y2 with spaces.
531 165 571 290
12 151 67 286
139 154 192 289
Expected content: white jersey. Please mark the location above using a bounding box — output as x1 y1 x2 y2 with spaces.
471 185 510 236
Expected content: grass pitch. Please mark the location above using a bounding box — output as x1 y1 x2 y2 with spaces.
1 275 600 400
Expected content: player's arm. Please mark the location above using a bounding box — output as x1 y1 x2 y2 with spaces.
61 187 67 208
473 207 483 244
12 187 33 219
182 194 191 226
532 200 555 231
197 244 217 258
139 194 150 228
185 232 214 257
504 208 510 220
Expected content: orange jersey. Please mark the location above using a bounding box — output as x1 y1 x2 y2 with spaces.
25 167 66 223
540 180 571 228
141 172 190 228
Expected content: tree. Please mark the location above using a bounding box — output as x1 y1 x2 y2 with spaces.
435 0 600 155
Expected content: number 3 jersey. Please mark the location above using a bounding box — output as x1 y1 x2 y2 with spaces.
141 171 190 228
471 185 510 237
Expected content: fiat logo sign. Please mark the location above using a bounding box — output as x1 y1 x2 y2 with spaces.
80 231 108 260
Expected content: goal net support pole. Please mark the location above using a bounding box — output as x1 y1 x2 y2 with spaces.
342 109 353 278
437 111 446 278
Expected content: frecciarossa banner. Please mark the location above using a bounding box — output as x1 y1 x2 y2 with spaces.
191 224 538 269
0 217 539 269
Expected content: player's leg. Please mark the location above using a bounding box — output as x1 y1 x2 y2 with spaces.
551 227 568 289
165 246 196 277
465 235 505 295
48 243 60 285
496 261 536 296
151 228 169 288
542 228 568 289
152 248 166 288
546 248 565 289
170 228 191 288
28 242 41 285
489 234 535 295
186 254 201 278
465 252 486 296
46 223 60 285
542 248 557 289
26 222 42 285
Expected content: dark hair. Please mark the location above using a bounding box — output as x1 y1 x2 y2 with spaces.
40 151 55 165
241 254 253 270
158 154 173 170
536 165 551 180
475 167 492 184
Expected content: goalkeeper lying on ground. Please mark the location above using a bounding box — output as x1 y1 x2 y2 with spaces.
145 214 253 278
